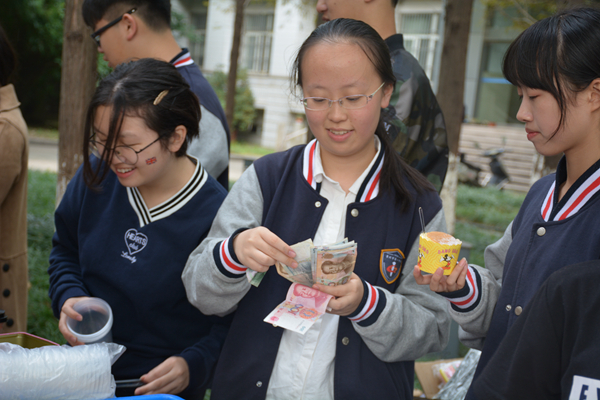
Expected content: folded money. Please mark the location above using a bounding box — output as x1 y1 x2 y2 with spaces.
247 239 357 287
275 238 357 287
264 283 333 334
313 244 356 286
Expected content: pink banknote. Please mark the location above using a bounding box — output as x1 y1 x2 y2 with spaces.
263 283 333 334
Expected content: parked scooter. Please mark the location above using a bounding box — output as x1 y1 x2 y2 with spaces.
458 148 510 189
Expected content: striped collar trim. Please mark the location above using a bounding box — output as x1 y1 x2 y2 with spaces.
301 139 384 202
171 49 194 68
541 158 600 222
127 157 207 227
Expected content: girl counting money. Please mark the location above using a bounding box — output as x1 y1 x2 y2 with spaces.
183 19 450 400
48 59 229 399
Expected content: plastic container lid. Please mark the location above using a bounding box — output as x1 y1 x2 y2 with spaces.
66 298 113 343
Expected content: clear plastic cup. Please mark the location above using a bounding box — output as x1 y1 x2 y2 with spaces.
66 298 113 344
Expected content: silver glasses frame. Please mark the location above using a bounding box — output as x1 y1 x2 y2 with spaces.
301 82 386 111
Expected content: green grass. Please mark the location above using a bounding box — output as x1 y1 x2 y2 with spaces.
230 140 274 157
454 185 525 267
29 127 59 141
27 170 65 344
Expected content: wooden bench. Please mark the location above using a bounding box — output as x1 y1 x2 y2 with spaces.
459 124 537 193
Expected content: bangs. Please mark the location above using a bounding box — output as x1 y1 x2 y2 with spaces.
502 18 561 93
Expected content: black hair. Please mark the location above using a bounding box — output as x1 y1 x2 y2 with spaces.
503 7 600 136
83 58 201 187
291 18 434 211
82 0 171 31
391 0 398 7
0 23 16 86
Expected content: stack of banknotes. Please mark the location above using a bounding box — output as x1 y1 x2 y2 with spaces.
247 238 357 287
252 239 357 334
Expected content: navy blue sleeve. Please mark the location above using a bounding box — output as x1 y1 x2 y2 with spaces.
178 313 233 393
48 166 90 318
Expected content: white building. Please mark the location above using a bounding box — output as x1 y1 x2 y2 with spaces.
175 0 524 149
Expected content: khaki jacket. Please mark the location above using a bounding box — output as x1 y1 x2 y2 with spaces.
0 84 29 332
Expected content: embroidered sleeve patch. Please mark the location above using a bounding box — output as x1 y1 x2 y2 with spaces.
380 249 404 284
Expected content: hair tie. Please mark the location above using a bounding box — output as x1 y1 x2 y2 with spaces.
153 90 169 105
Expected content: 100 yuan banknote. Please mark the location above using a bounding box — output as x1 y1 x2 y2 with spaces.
264 283 333 334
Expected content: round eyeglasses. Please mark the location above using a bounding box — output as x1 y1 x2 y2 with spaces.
301 82 386 111
89 135 163 165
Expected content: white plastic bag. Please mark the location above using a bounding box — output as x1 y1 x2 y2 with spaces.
0 342 125 400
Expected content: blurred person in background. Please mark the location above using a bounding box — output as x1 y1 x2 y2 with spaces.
0 22 29 333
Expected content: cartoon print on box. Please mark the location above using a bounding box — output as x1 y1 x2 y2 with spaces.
380 249 405 284
440 253 455 271
122 228 148 263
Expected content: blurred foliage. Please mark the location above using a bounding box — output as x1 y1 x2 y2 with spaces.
96 53 112 82
2 2 215 128
1 0 65 127
207 69 257 134
171 9 203 44
483 0 600 29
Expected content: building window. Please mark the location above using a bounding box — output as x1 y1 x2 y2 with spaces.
189 10 207 68
241 12 274 73
475 42 520 124
398 13 440 79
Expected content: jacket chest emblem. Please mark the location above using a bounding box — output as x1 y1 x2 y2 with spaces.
121 228 148 263
380 249 404 284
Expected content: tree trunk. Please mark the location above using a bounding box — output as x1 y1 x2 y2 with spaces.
226 0 246 140
56 0 97 205
438 0 474 234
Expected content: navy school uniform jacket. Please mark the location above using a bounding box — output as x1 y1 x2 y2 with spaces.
171 49 230 189
438 157 600 400
474 260 600 400
48 158 230 399
183 140 451 400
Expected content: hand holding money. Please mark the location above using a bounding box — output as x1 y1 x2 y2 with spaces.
313 273 364 316
233 227 297 273
264 283 334 334
272 239 357 288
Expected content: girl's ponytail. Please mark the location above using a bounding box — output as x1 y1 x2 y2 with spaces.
375 122 434 212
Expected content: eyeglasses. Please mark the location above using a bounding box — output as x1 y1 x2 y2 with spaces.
301 82 386 111
89 134 163 165
90 8 137 46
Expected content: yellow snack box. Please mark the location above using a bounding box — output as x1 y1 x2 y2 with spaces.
418 232 462 275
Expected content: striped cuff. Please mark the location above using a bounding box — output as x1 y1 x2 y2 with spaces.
438 265 482 312
347 279 387 327
213 229 248 278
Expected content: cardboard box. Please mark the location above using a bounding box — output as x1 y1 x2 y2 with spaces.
414 358 463 399
0 332 58 348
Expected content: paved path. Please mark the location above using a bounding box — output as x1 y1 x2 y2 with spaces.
29 137 246 182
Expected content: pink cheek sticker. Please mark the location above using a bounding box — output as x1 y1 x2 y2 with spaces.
146 157 157 165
